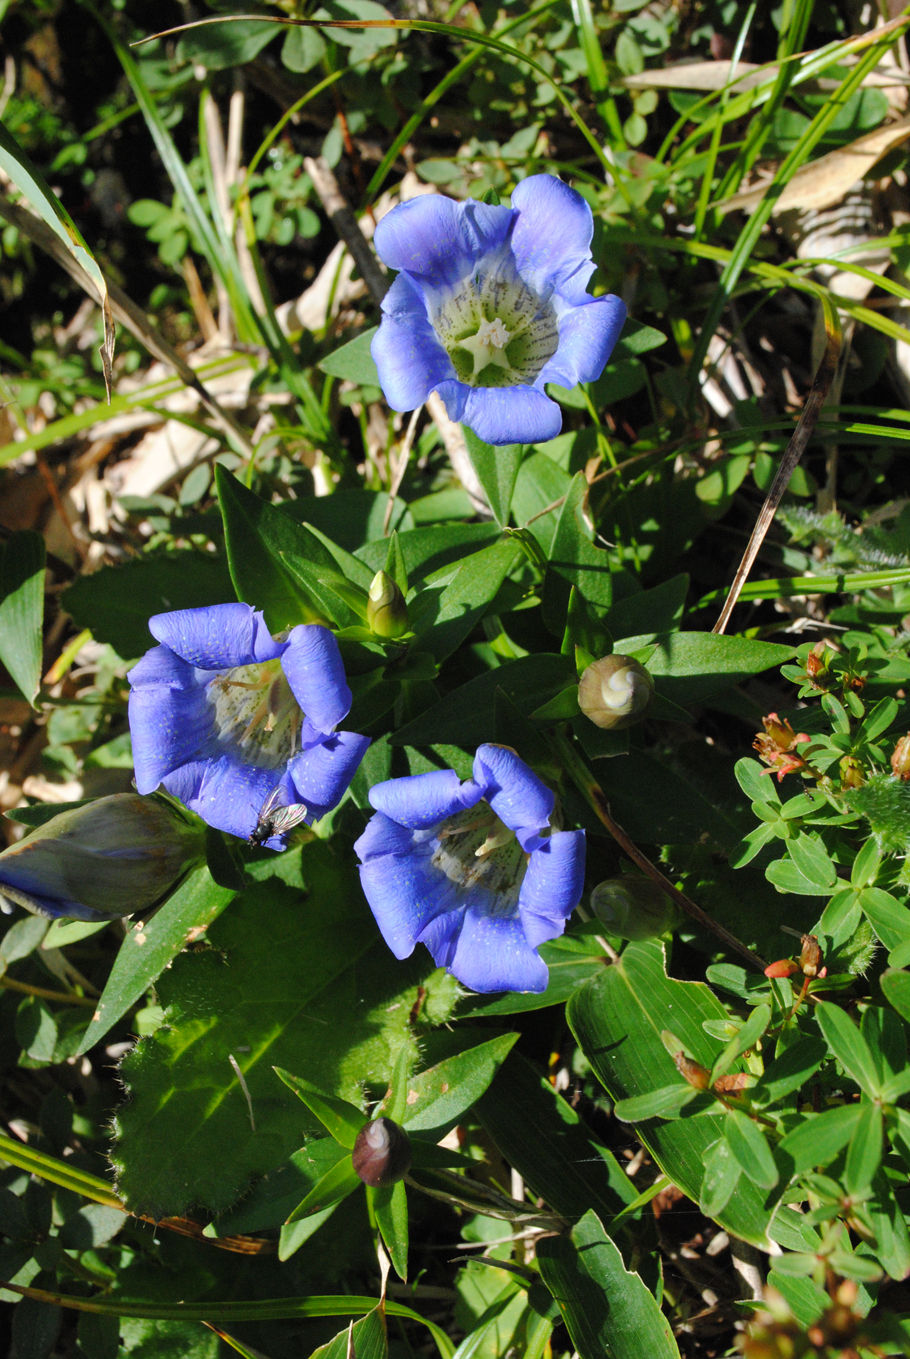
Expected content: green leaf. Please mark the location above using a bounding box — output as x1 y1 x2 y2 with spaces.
392 653 575 748
356 522 500 579
76 866 235 1056
0 121 114 398
612 1086 700 1122
0 530 45 705
699 1137 741 1218
216 465 345 629
567 941 781 1246
372 1178 408 1280
858 887 910 949
881 968 910 1025
750 1036 827 1106
544 473 613 616
710 1003 771 1083
177 16 278 67
286 1151 361 1222
272 1070 365 1149
213 1136 350 1239
410 538 522 663
61 550 237 658
722 1109 778 1190
766 835 839 896
401 1032 518 1136
777 1103 864 1173
309 1306 388 1359
318 328 380 385
111 845 452 1217
815 1001 882 1097
536 1210 680 1359
845 1101 883 1193
463 426 523 528
474 1051 635 1220
614 631 795 708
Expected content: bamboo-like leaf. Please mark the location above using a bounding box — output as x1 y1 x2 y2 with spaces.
0 121 114 398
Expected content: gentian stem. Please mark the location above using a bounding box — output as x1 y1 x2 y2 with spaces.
549 729 768 972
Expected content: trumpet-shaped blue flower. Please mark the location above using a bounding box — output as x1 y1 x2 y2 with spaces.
128 604 369 849
371 174 626 446
354 744 585 993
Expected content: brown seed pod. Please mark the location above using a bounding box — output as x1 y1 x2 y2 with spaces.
351 1117 412 1187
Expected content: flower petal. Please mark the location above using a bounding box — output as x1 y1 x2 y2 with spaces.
149 603 276 670
422 901 549 993
162 755 276 842
358 833 459 958
374 194 513 287
541 295 627 388
510 175 597 299
519 830 586 946
368 769 479 829
287 729 370 819
371 276 455 412
354 812 420 863
128 662 211 794
472 744 554 833
281 624 352 732
436 379 562 446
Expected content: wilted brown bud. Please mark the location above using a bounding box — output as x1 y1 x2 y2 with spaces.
799 934 822 978
673 1052 711 1090
891 734 910 781
366 570 409 639
578 655 654 730
590 876 680 940
352 1117 411 1187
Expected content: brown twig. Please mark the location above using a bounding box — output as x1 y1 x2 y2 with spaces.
712 308 842 635
551 730 767 971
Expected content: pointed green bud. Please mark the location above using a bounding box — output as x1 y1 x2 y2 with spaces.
578 655 654 730
367 570 409 638
0 794 205 922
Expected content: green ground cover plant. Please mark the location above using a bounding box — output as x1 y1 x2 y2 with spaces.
4 1 910 1355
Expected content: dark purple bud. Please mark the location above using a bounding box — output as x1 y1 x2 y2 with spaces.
351 1117 411 1187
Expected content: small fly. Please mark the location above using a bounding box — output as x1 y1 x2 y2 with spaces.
248 786 309 848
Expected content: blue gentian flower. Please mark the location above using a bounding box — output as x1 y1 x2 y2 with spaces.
128 604 369 849
0 794 205 922
354 744 585 993
371 174 626 446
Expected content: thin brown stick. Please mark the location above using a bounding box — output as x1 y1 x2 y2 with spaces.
551 730 767 971
712 313 842 635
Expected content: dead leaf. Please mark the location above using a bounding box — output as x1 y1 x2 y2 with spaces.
716 116 910 216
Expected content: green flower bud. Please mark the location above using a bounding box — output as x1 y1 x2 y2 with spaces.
590 875 681 940
367 570 409 639
0 794 205 922
578 655 654 730
838 755 864 790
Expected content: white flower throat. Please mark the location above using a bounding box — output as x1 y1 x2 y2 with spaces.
206 660 300 766
431 803 528 914
432 254 559 389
